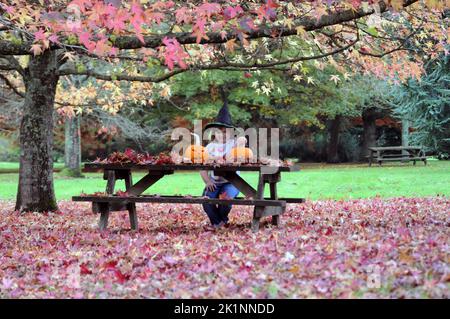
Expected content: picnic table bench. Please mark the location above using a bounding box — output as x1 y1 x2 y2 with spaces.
368 146 427 166
72 163 304 232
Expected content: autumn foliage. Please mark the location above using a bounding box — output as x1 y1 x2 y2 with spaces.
0 197 448 298
93 148 174 165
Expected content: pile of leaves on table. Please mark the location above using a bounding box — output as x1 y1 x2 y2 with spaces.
0 197 448 298
92 148 293 167
93 149 174 165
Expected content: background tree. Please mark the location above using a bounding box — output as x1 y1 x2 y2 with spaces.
340 76 393 160
392 53 450 158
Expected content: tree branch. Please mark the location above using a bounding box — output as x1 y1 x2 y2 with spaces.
112 0 417 50
0 38 33 55
0 0 419 55
57 39 357 82
57 68 187 83
0 73 25 98
0 63 17 72
0 55 25 76
357 21 423 57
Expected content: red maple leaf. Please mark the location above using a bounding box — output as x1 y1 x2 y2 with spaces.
80 263 92 275
114 270 130 284
103 260 118 271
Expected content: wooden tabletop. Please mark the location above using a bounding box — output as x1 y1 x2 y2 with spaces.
84 163 299 172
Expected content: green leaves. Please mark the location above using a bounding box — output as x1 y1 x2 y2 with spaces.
391 54 450 157
366 26 379 37
185 102 251 124
76 63 86 73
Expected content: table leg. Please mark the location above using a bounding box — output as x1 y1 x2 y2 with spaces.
128 171 166 231
98 203 110 231
251 173 265 233
99 170 116 230
270 183 280 226
127 203 138 230
215 171 260 231
106 170 116 193
124 171 138 231
215 170 284 232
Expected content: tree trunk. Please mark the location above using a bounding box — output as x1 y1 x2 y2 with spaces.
401 118 410 156
327 115 341 163
64 114 82 177
360 107 378 160
15 50 59 212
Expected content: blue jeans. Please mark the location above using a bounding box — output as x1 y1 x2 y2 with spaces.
202 183 240 226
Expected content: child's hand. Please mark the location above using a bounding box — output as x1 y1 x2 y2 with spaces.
205 180 216 192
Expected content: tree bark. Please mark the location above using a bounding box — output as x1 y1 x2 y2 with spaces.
327 115 341 163
360 107 378 160
15 50 59 212
64 114 82 177
401 118 410 156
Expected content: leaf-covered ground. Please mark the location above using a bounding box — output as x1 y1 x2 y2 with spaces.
0 197 448 298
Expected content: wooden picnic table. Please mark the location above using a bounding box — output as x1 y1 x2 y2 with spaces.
368 146 426 166
72 163 303 232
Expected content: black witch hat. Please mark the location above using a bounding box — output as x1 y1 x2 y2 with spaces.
204 87 235 130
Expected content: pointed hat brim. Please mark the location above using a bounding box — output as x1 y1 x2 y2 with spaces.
204 122 235 130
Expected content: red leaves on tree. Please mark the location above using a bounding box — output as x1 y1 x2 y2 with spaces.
196 2 221 19
161 37 188 70
224 5 244 20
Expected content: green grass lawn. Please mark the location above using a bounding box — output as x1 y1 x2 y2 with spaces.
0 161 65 173
0 160 448 201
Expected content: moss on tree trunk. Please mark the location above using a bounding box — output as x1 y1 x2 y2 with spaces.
15 50 59 212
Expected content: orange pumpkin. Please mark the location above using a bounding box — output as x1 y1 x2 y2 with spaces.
184 144 209 163
184 133 209 163
229 147 254 162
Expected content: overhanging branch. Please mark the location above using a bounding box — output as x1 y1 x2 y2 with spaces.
0 55 25 76
0 73 25 97
57 68 186 83
57 39 357 82
0 0 419 56
112 0 417 50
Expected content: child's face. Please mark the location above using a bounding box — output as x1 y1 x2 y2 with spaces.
214 127 229 143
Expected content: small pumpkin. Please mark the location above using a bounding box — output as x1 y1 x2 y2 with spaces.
230 147 254 162
184 133 209 163
229 136 253 163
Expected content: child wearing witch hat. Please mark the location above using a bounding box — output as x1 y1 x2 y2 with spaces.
200 89 241 229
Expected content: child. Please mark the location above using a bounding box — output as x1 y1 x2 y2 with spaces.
200 101 240 229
